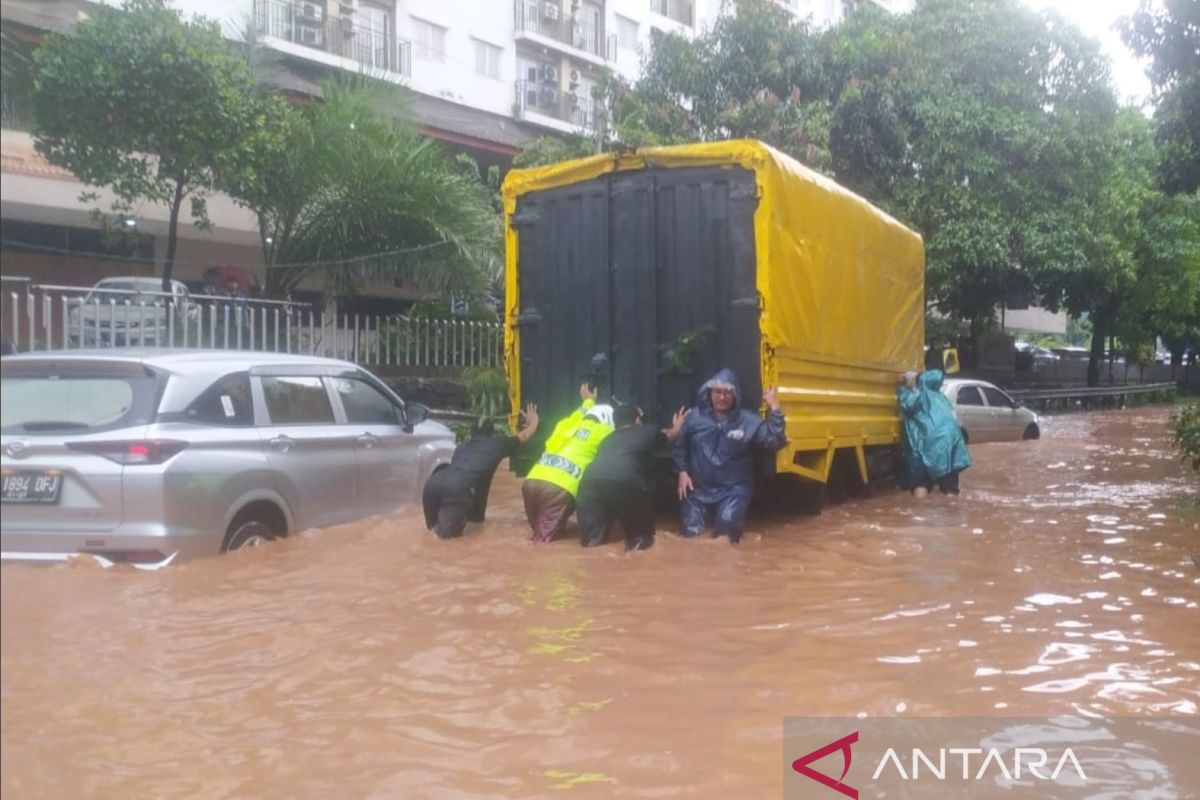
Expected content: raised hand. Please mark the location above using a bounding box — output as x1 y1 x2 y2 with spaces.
762 387 781 411
579 382 598 401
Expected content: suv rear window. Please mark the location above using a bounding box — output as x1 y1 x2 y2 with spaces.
1 362 157 433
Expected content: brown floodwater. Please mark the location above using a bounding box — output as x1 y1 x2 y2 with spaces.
2 406 1197 798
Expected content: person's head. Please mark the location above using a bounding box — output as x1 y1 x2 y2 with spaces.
699 369 740 416
471 419 496 438
708 382 735 414
613 403 642 428
583 403 615 428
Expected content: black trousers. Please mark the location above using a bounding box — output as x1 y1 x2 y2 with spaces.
422 469 471 539
576 478 656 551
921 469 961 495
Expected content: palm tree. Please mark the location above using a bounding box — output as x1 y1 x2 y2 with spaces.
230 76 499 300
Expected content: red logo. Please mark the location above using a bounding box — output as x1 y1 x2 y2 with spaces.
792 731 859 799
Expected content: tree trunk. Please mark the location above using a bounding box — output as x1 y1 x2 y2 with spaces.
1087 317 1106 388
161 181 185 294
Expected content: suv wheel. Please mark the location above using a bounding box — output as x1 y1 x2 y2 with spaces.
223 516 278 553
1022 423 1040 440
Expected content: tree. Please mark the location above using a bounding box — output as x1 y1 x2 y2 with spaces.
223 78 499 300
1119 0 1200 194
603 0 832 167
826 0 1121 352
31 0 262 292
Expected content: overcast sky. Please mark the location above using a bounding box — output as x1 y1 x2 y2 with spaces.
1020 0 1154 105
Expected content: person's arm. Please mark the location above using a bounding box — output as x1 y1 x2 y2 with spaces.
515 403 540 445
896 373 921 416
752 387 787 450
673 410 696 499
544 385 595 452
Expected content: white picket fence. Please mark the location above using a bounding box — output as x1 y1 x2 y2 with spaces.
0 278 502 369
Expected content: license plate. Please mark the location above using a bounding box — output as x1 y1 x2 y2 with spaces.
1 471 63 504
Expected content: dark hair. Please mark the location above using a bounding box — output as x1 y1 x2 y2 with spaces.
472 419 496 438
613 403 640 427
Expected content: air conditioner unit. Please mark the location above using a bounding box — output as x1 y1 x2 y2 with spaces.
540 87 559 107
299 26 322 45
541 64 558 83
543 3 560 20
569 69 580 82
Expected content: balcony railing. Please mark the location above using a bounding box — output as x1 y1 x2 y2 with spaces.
516 79 599 132
254 0 412 77
514 1 614 61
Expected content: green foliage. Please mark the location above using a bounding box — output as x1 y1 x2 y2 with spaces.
31 0 261 291
603 0 832 166
464 367 510 423
1170 402 1200 471
1119 0 1200 194
658 325 716 377
223 77 500 301
513 133 601 168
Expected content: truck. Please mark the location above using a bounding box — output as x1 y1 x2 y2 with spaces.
501 140 925 493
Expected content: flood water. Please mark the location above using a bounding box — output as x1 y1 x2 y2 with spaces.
2 406 1197 798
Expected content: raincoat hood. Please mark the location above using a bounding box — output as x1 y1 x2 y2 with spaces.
697 369 741 414
917 370 944 392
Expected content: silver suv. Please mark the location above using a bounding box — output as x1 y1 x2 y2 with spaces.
1 350 455 567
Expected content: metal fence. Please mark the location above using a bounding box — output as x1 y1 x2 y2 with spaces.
0 279 503 369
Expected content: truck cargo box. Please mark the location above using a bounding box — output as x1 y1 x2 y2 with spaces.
502 140 925 484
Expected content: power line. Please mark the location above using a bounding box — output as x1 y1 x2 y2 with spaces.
0 237 460 270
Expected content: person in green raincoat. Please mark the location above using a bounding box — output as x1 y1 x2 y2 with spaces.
897 370 971 496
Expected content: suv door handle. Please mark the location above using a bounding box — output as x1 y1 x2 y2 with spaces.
357 433 378 448
269 434 294 453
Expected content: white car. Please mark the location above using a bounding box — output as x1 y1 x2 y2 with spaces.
941 378 1040 444
68 277 197 346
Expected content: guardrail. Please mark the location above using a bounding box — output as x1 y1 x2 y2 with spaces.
1008 382 1177 411
1 281 503 369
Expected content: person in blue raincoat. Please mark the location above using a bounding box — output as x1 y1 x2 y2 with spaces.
897 370 971 496
673 369 787 543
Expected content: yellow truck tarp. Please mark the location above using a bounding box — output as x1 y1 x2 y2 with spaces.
503 139 925 483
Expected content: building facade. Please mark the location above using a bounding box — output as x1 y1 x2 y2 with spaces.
1 0 903 305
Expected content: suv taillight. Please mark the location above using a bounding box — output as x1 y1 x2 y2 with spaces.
67 439 188 465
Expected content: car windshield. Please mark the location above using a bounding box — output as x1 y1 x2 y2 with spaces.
84 279 168 301
1 370 156 433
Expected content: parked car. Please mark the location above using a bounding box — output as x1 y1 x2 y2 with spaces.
941 378 1040 444
0 350 454 567
67 277 197 346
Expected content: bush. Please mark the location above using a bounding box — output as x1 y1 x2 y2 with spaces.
1170 402 1200 471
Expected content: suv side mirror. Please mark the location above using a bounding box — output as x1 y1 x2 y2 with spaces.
404 402 429 431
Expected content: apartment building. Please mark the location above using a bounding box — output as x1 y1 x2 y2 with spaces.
1 0 904 303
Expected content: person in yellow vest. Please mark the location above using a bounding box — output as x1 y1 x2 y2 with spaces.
522 382 615 543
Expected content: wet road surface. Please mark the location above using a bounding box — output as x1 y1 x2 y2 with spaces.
2 406 1197 798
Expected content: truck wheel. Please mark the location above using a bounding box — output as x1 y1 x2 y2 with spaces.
1022 423 1040 440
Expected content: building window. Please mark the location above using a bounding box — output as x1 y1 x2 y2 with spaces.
616 15 638 50
412 18 446 62
473 39 502 79
650 0 694 26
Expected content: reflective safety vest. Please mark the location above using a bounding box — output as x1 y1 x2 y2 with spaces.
526 400 613 496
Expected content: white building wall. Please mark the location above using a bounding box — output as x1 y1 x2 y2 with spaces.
403 0 516 117
83 0 874 131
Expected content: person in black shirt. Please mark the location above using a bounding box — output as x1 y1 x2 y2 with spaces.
577 403 689 551
423 404 539 539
